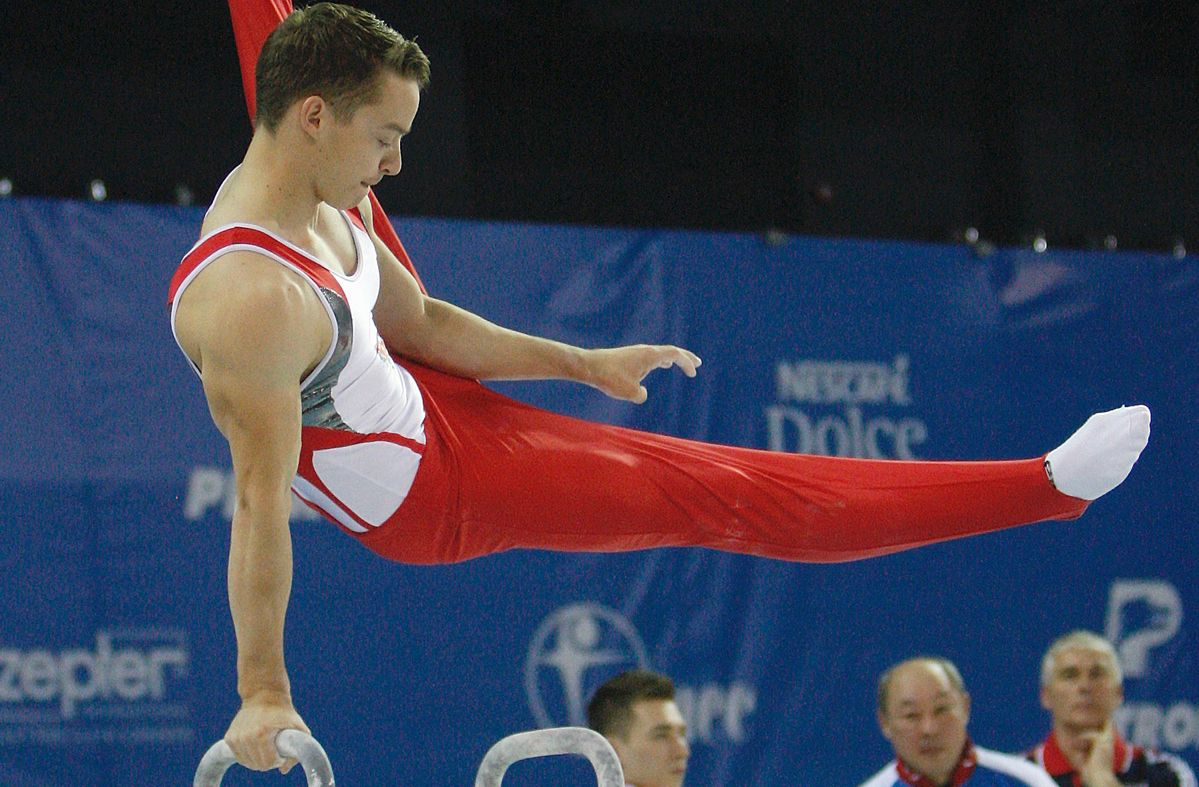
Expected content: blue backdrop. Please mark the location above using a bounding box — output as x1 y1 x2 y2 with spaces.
2 197 1195 785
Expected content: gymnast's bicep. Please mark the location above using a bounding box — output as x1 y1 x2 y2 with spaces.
202 359 303 515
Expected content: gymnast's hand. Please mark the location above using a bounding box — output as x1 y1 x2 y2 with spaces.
224 693 311 774
584 344 702 403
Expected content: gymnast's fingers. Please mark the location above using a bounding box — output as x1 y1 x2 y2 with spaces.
655 345 701 377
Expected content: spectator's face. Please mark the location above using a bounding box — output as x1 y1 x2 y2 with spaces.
609 699 690 787
1041 647 1123 730
878 662 970 785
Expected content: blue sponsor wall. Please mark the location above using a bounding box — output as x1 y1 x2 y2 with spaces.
2 197 1196 785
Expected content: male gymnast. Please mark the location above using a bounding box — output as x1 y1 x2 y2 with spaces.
169 2 1151 772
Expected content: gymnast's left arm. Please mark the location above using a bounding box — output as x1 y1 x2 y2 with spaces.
362 200 701 403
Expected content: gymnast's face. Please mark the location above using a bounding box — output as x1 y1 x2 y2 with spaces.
878 661 971 786
609 699 690 787
309 71 420 209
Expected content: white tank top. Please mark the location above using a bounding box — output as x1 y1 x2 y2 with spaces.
168 204 428 535
169 213 426 442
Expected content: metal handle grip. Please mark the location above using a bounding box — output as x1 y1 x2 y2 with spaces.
474 726 624 787
194 729 335 786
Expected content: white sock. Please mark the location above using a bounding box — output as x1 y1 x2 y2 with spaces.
1044 405 1151 500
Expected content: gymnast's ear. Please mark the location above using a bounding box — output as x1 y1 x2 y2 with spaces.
297 95 333 135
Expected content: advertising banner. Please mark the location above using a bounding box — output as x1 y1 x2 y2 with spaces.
2 198 1194 784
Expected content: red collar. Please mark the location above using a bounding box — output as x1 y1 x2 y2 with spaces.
895 740 977 787
1040 730 1133 783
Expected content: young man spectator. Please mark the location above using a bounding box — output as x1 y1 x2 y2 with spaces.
588 670 689 787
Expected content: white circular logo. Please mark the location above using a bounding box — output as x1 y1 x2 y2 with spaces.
525 603 649 728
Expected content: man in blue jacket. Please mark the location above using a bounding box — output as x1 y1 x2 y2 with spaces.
861 658 1056 787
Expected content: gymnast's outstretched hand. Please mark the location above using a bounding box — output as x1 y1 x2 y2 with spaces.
583 344 702 403
224 693 311 775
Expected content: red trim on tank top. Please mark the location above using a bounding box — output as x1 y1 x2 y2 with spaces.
168 225 346 306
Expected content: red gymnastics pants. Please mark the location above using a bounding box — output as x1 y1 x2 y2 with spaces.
296 361 1088 565
230 0 1087 566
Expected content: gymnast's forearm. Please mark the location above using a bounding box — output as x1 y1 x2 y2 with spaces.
399 296 590 383
228 501 294 704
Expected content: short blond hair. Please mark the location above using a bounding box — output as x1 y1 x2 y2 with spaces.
1040 630 1122 687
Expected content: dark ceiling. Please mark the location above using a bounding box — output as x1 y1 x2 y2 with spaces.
5 1 1197 249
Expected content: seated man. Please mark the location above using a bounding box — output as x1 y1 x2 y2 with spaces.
1027 631 1196 787
862 657 1056 787
588 670 690 787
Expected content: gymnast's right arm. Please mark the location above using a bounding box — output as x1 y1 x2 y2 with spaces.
173 253 326 773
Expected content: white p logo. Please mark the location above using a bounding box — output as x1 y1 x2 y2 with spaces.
1105 580 1183 679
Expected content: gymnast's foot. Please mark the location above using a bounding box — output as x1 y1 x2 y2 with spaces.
1044 405 1151 500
